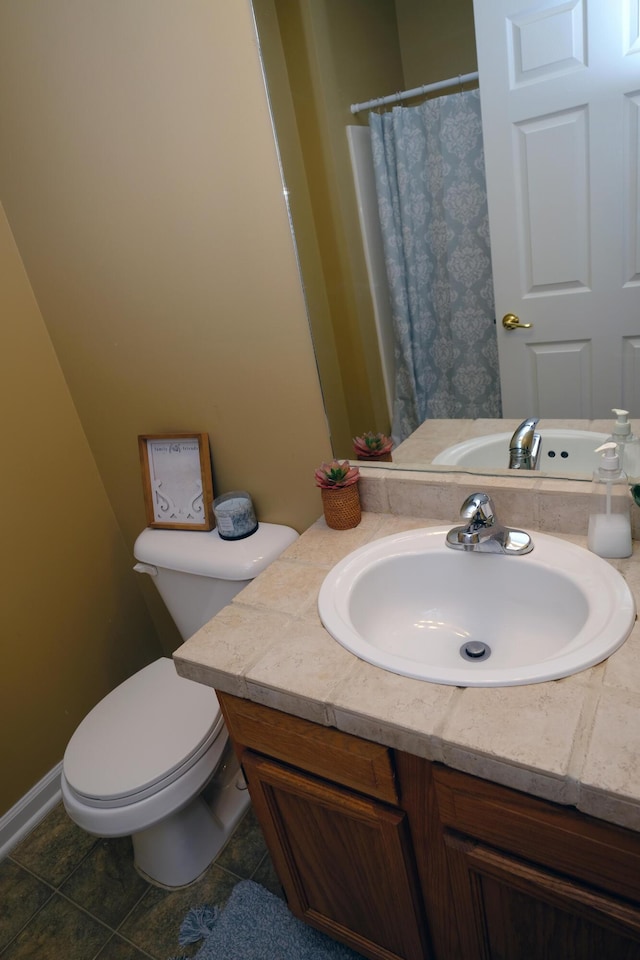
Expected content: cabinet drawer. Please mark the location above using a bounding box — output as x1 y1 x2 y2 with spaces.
218 692 398 803
433 764 640 904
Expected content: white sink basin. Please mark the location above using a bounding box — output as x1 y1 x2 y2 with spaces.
432 429 608 473
318 527 635 686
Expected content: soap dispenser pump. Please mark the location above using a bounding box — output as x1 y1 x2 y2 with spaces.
608 409 640 480
587 442 632 558
610 408 632 442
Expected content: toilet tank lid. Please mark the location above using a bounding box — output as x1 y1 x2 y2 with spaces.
133 522 299 580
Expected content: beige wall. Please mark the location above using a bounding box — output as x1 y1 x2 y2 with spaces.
396 0 477 89
0 1 332 815
263 0 402 452
258 0 477 456
0 204 162 814
298 0 402 442
253 0 354 456
0 0 477 818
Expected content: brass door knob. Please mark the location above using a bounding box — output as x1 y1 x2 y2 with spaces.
502 313 532 331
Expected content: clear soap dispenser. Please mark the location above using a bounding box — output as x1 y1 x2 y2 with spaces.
587 442 632 558
608 409 640 480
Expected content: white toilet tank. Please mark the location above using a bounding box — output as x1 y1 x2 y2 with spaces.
134 522 298 639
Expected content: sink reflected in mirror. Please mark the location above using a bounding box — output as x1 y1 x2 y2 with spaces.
318 527 635 687
432 430 609 474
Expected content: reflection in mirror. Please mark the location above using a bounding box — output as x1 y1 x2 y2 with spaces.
364 87 501 440
252 0 480 458
389 418 640 484
253 0 637 469
431 429 608 475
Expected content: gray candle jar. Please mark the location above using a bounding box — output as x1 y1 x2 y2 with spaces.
213 491 258 540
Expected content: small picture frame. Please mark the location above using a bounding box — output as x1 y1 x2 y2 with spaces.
138 433 215 530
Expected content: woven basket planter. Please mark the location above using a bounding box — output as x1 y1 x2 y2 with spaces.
356 453 393 462
321 483 361 530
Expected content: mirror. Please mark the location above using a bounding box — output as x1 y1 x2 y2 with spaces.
389 418 617 484
250 1 616 483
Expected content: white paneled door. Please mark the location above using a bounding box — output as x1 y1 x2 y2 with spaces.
474 0 640 418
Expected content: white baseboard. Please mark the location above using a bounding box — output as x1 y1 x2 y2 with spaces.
0 763 62 861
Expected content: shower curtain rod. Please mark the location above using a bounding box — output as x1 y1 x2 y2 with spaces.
350 70 479 115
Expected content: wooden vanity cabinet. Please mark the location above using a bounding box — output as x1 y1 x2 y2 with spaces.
218 692 640 960
218 692 433 960
432 765 640 960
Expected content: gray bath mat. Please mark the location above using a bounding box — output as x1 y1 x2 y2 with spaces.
170 879 364 959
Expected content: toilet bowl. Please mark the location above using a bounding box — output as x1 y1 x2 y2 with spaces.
61 522 298 887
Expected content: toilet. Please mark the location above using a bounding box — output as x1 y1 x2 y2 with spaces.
61 522 298 888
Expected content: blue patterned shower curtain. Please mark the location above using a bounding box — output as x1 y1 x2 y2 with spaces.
369 88 501 443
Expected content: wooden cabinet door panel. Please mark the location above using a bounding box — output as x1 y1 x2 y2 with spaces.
445 831 640 960
242 750 431 960
434 763 640 903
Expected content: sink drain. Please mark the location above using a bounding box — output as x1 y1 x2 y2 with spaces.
460 641 491 662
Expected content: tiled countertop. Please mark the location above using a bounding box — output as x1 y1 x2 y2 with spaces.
174 500 640 837
175 417 640 835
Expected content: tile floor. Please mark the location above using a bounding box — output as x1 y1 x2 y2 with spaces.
0 801 281 959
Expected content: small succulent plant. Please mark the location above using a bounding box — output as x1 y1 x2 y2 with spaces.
353 431 393 458
315 459 360 489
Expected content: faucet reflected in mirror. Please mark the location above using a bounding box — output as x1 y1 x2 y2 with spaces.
508 419 541 470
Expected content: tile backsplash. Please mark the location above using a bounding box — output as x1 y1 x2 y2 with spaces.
357 466 640 540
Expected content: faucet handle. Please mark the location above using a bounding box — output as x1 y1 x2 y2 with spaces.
447 491 533 554
460 492 496 527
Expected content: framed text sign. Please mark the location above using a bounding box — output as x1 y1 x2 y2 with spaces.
138 433 215 530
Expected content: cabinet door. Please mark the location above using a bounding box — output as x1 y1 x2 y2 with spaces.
444 831 640 960
242 750 431 960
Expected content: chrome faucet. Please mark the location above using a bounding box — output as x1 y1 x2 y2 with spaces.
509 418 541 470
446 492 533 555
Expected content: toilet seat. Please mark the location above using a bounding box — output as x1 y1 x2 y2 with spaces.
63 658 223 807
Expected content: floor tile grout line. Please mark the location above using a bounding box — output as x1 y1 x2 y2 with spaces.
0 895 58 958
6 852 128 938
54 836 103 888
212 862 253 883
7 886 119 952
8 831 101 892
4 850 267 953
1 884 155 960
55 883 126 925
6 853 60 889
8 837 161 952
90 932 118 960
36 888 160 960
0 893 57 958
91 928 159 960
250 849 276 883
112 880 155 935
3 805 275 959
0 868 57 957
